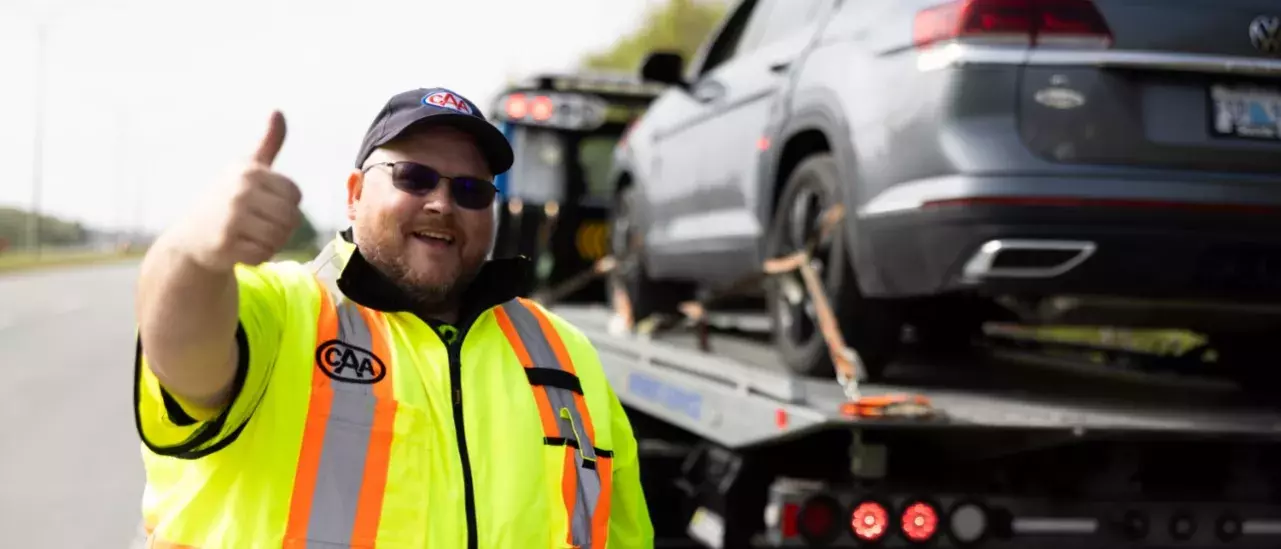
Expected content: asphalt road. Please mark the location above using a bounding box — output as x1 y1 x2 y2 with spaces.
0 263 146 549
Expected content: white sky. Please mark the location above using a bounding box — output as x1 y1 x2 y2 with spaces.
0 0 656 234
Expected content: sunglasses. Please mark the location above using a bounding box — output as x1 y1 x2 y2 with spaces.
362 161 497 210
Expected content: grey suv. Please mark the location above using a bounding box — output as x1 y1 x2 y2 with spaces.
608 0 1281 383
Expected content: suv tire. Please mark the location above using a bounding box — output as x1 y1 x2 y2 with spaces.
764 153 903 379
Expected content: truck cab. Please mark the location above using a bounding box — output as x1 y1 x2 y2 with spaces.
488 72 662 303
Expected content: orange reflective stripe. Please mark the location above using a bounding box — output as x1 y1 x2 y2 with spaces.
351 307 396 546
500 298 613 549
590 455 614 549
562 447 580 547
284 284 337 543
494 305 560 436
285 281 398 546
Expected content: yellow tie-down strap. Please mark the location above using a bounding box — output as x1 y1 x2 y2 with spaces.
762 205 939 421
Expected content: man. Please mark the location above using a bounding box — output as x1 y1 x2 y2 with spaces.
133 87 654 548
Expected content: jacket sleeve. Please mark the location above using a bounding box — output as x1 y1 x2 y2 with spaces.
606 386 656 549
133 262 287 459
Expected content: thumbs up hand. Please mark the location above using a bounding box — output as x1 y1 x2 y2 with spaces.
180 111 304 272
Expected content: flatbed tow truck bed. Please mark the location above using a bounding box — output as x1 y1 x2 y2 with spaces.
555 305 1281 446
551 304 1281 548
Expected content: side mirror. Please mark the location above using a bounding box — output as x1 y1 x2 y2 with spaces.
640 51 686 88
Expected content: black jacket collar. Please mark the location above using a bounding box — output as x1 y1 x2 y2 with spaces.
332 229 534 327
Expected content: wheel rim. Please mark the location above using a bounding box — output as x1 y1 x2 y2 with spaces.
774 182 837 348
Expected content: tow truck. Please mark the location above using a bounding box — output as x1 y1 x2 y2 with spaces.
487 72 662 303
535 213 1281 548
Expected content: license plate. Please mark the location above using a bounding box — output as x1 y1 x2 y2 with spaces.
1210 84 1281 141
687 506 726 548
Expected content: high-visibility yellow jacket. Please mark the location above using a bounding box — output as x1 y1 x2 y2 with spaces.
133 232 654 548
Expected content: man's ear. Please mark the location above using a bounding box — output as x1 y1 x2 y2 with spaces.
346 170 363 221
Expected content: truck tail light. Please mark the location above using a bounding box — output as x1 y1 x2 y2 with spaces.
530 96 555 121
779 502 800 538
851 500 891 542
913 0 1112 49
504 93 529 120
902 501 941 542
495 92 605 130
797 496 842 544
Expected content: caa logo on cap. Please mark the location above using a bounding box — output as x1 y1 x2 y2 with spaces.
422 91 474 115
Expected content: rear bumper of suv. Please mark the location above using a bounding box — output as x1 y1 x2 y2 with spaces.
851 174 1281 324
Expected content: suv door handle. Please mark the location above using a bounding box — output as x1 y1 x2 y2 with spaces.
769 60 792 73
692 81 725 103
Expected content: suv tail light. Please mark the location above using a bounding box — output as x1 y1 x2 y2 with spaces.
913 0 1112 49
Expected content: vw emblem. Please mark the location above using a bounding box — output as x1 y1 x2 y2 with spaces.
1249 15 1281 55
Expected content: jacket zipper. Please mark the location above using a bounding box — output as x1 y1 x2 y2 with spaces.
449 340 478 549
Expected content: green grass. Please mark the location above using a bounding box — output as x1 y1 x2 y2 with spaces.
0 249 146 275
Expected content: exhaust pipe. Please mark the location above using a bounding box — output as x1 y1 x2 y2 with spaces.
962 239 1096 279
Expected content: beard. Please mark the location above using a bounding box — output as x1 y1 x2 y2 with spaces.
354 224 484 317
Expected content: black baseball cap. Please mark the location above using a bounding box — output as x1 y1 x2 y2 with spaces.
354 87 514 176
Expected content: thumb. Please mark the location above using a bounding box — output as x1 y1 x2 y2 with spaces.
253 110 287 166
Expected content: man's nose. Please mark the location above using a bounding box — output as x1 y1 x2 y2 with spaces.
421 180 454 214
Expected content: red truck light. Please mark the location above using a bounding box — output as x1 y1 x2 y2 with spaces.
779 502 800 538
851 500 891 542
902 501 941 542
797 496 842 543
530 96 555 121
913 0 1112 49
504 94 528 119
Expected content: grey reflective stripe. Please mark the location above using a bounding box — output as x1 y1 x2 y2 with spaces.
309 299 380 544
307 240 345 283
500 299 602 547
568 427 603 548
501 301 599 462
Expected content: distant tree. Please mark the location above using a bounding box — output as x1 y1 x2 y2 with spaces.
284 211 319 254
0 207 90 248
580 0 728 74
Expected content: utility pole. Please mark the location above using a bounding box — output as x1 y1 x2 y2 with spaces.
28 21 48 257
114 104 129 249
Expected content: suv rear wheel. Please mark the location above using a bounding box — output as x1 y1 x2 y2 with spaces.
764 153 904 379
